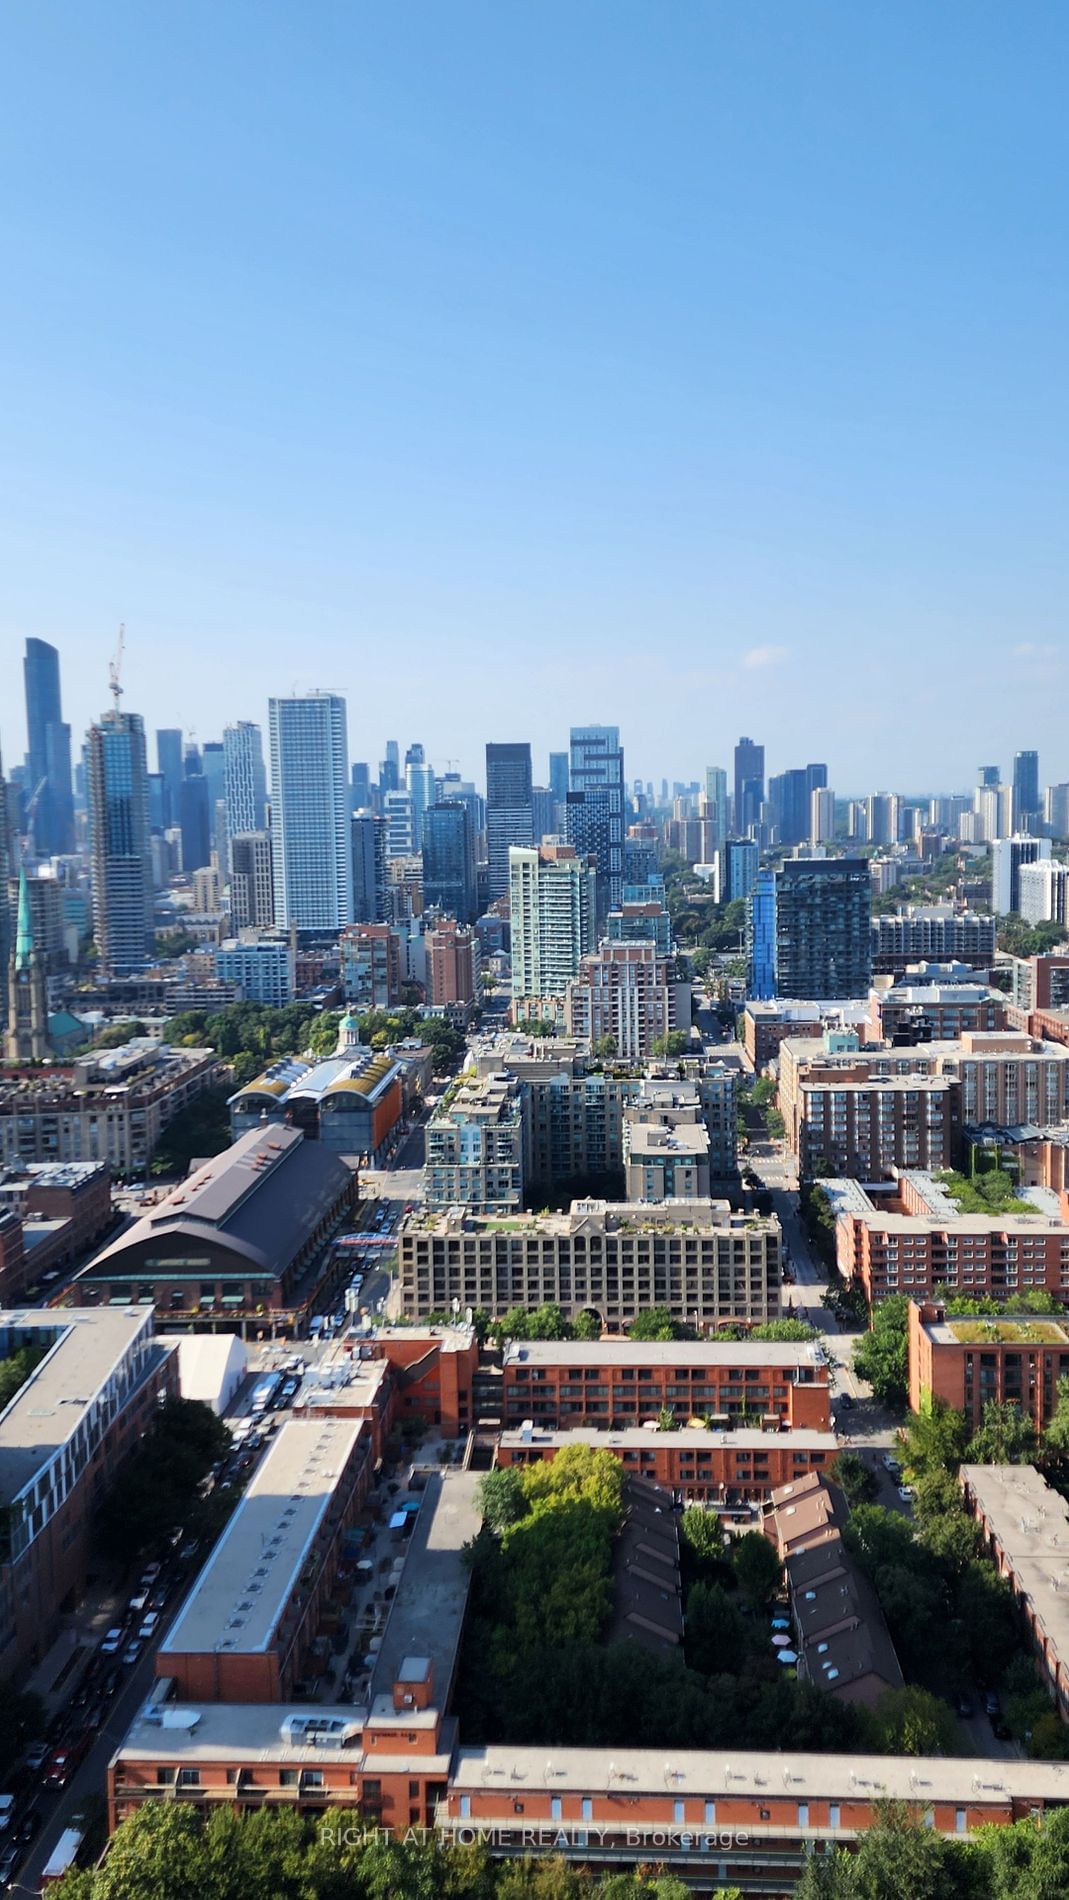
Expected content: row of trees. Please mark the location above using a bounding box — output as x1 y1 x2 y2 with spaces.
162 1001 465 1090
56 1803 711 1900
95 1398 233 1567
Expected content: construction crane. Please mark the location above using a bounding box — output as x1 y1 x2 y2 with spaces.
19 777 47 868
108 623 125 710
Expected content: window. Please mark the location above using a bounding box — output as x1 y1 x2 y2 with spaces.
459 1797 471 1819
673 1800 685 1823
177 1768 200 1788
956 1808 967 1834
279 1770 298 1788
798 1803 809 1827
551 1798 562 1821
581 1798 593 1821
829 1805 841 1829
704 1801 716 1825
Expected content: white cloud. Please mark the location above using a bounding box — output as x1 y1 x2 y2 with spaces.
1012 641 1060 661
741 644 789 670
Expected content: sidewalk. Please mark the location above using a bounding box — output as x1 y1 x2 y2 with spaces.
24 1570 126 1718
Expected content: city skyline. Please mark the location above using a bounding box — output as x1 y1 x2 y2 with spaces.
3 4 1069 787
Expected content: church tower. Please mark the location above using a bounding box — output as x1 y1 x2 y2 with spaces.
4 868 49 1063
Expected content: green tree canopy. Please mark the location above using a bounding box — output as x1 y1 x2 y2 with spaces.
853 1296 909 1409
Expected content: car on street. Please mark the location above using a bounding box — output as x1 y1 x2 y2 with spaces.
14 1809 42 1848
21 1743 48 1773
99 1626 125 1656
0 1841 20 1886
984 1690 1001 1717
280 1380 299 1402
139 1612 161 1639
897 1485 913 1502
140 1562 163 1586
122 1639 143 1666
44 1735 88 1787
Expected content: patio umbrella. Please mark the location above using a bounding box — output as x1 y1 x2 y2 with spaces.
772 1634 792 1647
776 1649 798 1665
770 1616 790 1630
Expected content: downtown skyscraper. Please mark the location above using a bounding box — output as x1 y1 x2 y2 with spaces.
486 742 534 900
23 638 74 856
568 724 625 913
268 693 353 930
87 708 153 973
223 721 268 858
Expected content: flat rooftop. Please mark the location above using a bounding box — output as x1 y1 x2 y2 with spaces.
0 1308 159 1505
448 1745 1069 1811
368 1470 481 1707
113 1691 452 1776
405 1198 776 1238
499 1426 838 1453
932 1317 1069 1347
625 1122 710 1157
503 1340 825 1370
160 1417 365 1659
961 1464 1069 1676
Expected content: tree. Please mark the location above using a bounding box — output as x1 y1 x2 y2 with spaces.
685 1580 750 1677
679 1507 725 1565
746 1318 819 1343
965 1400 1037 1466
731 1530 782 1610
898 1397 969 1481
592 1034 618 1059
477 1467 527 1534
1042 1375 1069 1469
573 1309 602 1341
847 1801 976 1900
871 1685 956 1756
834 1450 878 1508
651 1031 689 1057
853 1296 909 1408
627 1307 694 1342
148 1086 231 1176
93 1018 149 1048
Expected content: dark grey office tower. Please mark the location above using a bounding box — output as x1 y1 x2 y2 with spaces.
351 812 387 923
569 725 625 911
733 736 765 836
422 802 476 923
351 762 372 811
549 751 570 807
379 741 400 794
562 789 614 934
773 857 871 999
1013 750 1041 833
769 763 828 846
147 773 166 833
179 752 212 874
531 786 555 845
978 765 1000 790
23 637 74 856
231 831 275 929
486 743 533 899
156 729 184 828
87 709 153 973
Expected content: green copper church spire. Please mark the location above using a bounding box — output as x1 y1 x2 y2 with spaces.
14 865 33 971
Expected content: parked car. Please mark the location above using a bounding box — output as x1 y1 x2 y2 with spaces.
955 1694 974 1719
14 1808 42 1846
128 1591 149 1616
122 1639 143 1667
140 1562 163 1586
0 1842 20 1886
99 1627 125 1656
881 1453 899 1471
984 1690 1001 1717
897 1484 914 1502
280 1380 298 1403
22 1743 48 1773
139 1612 160 1640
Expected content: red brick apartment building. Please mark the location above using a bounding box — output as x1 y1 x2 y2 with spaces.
909 1298 1069 1431
500 1339 831 1432
495 1423 838 1504
111 1468 481 1834
156 1417 373 1704
0 1308 177 1674
828 1172 1069 1307
960 1464 1069 1721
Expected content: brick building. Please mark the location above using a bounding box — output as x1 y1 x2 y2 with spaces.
0 1040 221 1174
961 1464 1069 1723
828 1172 1069 1307
426 919 478 1010
157 1417 373 1703
399 1198 782 1333
908 1298 1069 1432
495 1423 838 1504
72 1126 358 1335
500 1339 831 1432
0 1308 177 1673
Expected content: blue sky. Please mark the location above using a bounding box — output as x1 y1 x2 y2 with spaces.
2 1 1067 794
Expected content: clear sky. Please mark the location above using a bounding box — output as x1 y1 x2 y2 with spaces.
2 1 1067 796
